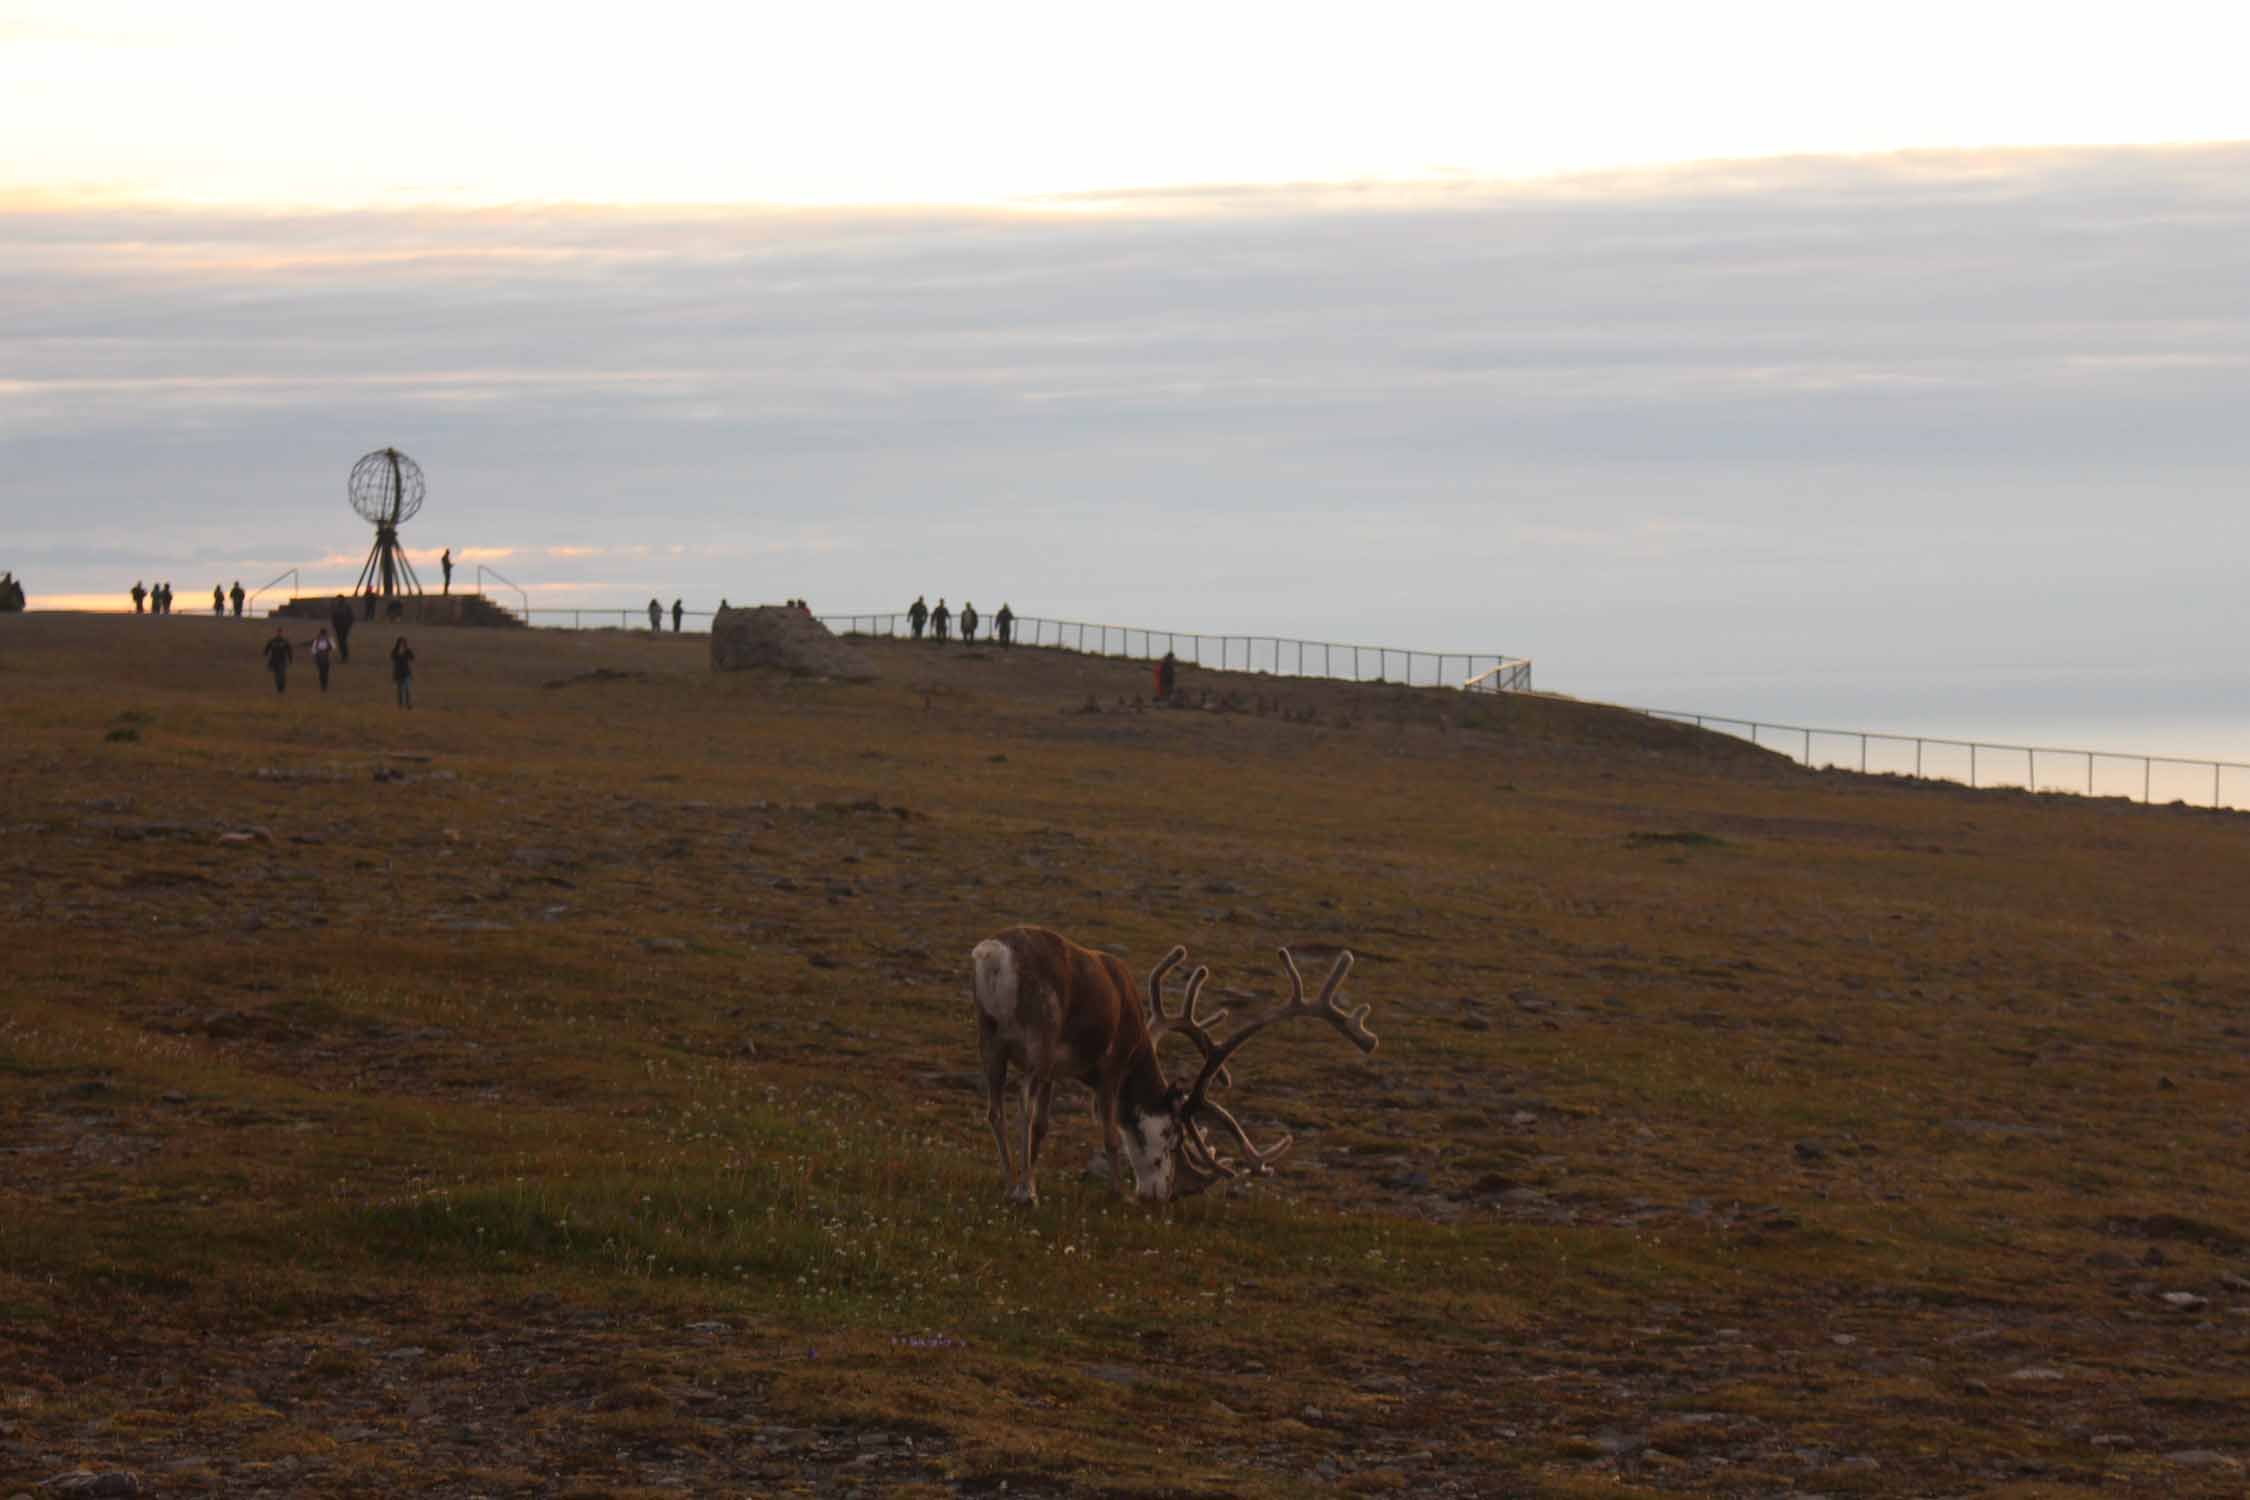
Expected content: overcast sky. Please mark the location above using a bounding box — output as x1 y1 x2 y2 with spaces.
4 5 2248 758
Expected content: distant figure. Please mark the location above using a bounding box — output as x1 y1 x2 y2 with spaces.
0 572 22 612
671 598 684 633
389 637 416 709
930 597 950 641
995 602 1014 646
644 597 659 632
130 581 146 614
1157 651 1178 700
717 597 730 612
164 582 176 615
212 584 224 617
329 595 355 663
362 588 377 622
908 595 928 639
440 548 454 594
960 601 979 642
229 581 246 618
308 627 335 691
262 628 293 693
385 596 403 622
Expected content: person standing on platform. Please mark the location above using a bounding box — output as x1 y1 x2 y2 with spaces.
230 581 246 618
390 637 416 709
1157 650 1178 701
440 548 454 594
960 601 979 642
995 603 1014 646
930 598 950 641
672 598 684 633
908 595 928 639
130 581 146 614
262 627 293 693
212 584 224 617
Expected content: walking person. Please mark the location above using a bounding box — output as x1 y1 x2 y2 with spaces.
389 637 416 709
212 584 224 617
908 595 928 639
440 548 454 594
262 627 293 693
329 595 355 663
647 597 662 633
130 581 147 614
229 580 245 618
307 627 335 691
960 601 979 642
671 598 684 633
995 602 1014 646
930 598 950 641
362 587 377 622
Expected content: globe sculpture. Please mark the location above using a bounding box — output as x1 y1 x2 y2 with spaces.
349 447 426 599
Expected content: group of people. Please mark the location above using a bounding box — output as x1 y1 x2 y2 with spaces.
260 597 416 706
907 596 1014 645
129 580 247 616
0 572 23 612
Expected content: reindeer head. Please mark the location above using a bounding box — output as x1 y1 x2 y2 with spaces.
1141 946 1378 1201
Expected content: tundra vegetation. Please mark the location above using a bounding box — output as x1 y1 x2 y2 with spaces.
2 611 2247 1497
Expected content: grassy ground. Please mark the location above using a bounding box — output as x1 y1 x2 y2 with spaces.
2 610 2246 1497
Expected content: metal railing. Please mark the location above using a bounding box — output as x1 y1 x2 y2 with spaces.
476 564 529 619
1638 708 2250 810
809 610 1530 690
246 568 298 609
525 606 716 632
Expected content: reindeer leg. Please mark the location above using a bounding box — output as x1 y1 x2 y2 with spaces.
980 1020 1016 1198
1012 1074 1042 1204
1095 1088 1125 1197
1022 1076 1057 1203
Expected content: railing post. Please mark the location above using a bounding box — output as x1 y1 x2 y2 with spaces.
1803 727 1811 764
1861 733 1868 773
2216 763 2223 808
1971 744 1978 788
2087 751 2094 796
1916 739 1923 777
2144 758 2151 803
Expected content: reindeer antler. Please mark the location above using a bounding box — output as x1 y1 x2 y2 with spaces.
1148 961 1236 1090
1178 947 1375 1165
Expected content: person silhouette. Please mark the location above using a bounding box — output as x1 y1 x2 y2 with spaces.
130 581 146 614
262 627 293 693
389 637 416 709
440 548 454 594
229 580 245 618
671 598 684 633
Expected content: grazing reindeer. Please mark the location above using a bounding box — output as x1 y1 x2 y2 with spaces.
969 925 1377 1203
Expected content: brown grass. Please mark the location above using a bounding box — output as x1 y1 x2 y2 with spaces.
1 609 2247 1496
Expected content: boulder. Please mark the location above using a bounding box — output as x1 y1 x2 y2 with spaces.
710 606 876 681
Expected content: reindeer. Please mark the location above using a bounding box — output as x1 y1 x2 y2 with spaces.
969 925 1376 1203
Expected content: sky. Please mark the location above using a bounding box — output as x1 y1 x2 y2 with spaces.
5 1 2250 761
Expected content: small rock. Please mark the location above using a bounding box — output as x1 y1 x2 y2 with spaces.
2161 1292 2208 1312
2008 1366 2067 1381
640 937 688 954
2091 1434 2135 1449
1793 1140 1827 1162
2164 1451 2242 1470
1301 1404 1323 1422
